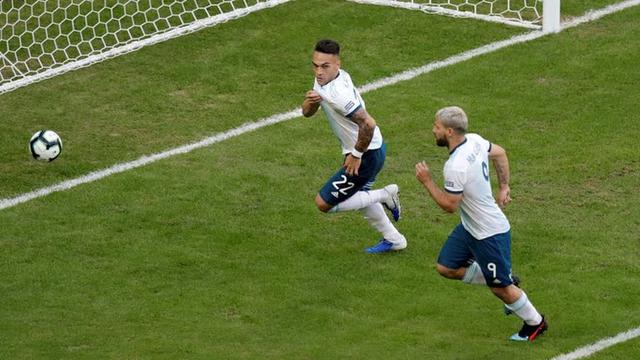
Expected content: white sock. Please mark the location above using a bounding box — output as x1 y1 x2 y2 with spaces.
361 203 403 243
461 261 487 285
505 291 543 325
330 190 388 212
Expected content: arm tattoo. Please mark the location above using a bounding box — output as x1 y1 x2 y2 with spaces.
494 160 510 186
351 109 374 152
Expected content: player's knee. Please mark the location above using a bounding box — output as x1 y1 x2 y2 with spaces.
490 284 521 304
436 263 461 279
490 286 507 297
315 195 332 213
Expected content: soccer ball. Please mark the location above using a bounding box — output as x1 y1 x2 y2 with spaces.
29 130 63 162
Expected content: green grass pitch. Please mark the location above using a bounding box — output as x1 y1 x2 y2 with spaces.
0 0 639 358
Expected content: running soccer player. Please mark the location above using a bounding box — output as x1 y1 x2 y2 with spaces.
301 39 406 253
414 106 547 341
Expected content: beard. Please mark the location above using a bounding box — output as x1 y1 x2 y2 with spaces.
435 136 448 147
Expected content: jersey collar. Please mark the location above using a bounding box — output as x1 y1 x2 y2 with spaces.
449 136 468 155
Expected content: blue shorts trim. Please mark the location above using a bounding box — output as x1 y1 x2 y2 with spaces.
437 224 514 288
319 143 386 206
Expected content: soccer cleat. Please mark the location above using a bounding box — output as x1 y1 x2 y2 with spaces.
383 184 402 221
365 237 407 254
503 274 521 316
509 316 548 342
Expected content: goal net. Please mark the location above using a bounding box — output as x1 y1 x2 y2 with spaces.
0 0 560 94
348 0 548 29
0 0 289 94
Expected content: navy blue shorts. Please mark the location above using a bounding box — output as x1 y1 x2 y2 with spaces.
318 143 386 206
438 223 514 288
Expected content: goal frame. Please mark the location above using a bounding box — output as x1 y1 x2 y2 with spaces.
348 0 560 32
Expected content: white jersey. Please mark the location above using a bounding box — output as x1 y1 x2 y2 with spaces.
313 69 383 155
444 133 510 239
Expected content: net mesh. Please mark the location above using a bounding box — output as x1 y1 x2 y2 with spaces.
352 0 543 27
0 0 281 91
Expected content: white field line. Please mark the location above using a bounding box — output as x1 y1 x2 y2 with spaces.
1 0 638 214
361 0 640 94
549 327 640 360
0 109 301 210
562 0 640 28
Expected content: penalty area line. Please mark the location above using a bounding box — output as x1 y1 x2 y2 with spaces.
1 0 639 212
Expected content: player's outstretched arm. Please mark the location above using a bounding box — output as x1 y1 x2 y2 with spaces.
489 143 511 208
302 90 322 117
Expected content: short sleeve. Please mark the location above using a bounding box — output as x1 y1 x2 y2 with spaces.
444 169 466 194
327 81 362 118
479 134 491 153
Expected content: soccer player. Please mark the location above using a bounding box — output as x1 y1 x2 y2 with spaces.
301 39 406 253
414 106 547 341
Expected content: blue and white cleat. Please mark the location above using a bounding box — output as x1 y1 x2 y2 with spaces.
509 316 548 342
383 184 401 222
365 236 407 254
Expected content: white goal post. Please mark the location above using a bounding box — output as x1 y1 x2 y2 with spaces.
0 0 291 95
348 0 560 32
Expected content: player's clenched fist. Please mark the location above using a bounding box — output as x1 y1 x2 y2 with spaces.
305 90 322 104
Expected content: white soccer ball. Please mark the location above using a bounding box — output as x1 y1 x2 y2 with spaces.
29 130 63 162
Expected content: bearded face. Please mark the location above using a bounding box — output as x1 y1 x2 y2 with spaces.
435 135 449 147
432 119 449 147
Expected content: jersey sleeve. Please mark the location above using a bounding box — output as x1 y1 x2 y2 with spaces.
327 81 362 118
479 134 492 153
444 169 466 194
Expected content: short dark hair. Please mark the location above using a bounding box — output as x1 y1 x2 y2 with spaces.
314 39 340 55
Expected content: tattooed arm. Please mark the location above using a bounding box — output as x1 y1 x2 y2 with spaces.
489 143 512 208
343 107 376 176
